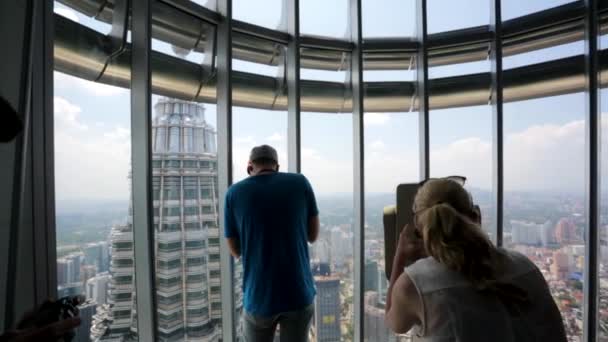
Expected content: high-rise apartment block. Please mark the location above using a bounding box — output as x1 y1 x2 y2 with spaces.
87 272 111 305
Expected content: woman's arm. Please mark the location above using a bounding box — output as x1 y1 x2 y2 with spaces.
386 272 421 334
386 224 425 312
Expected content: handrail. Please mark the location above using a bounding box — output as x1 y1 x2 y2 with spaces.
57 0 608 71
54 14 608 113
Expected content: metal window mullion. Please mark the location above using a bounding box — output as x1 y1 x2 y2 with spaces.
490 0 504 247
416 0 430 180
217 0 236 340
42 0 57 300
583 0 599 341
131 0 158 340
286 0 301 173
31 0 57 304
349 0 364 340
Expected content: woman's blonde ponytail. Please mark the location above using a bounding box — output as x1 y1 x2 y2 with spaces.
415 179 529 309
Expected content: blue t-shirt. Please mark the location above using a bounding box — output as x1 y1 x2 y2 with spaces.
224 172 319 316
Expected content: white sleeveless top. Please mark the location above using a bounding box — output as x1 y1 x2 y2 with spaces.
403 249 566 342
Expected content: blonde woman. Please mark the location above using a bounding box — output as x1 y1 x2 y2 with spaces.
385 177 567 341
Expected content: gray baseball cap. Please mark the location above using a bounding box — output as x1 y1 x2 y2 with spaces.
249 144 278 163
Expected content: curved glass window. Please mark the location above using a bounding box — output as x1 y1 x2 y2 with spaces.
50 0 605 340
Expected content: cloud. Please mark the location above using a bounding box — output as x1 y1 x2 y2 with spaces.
235 136 255 145
54 7 79 23
55 72 127 97
55 110 608 199
430 137 492 188
364 113 390 126
104 126 130 140
54 125 131 201
370 140 385 150
54 96 87 131
302 148 320 159
363 113 608 194
266 133 284 142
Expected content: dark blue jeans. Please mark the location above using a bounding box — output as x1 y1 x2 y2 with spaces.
242 304 314 342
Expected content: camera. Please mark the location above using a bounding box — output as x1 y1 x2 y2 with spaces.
16 295 84 342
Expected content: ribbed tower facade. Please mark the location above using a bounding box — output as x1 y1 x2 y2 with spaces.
92 99 242 341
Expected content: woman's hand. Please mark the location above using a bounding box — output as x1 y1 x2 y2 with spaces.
395 224 426 268
387 224 426 312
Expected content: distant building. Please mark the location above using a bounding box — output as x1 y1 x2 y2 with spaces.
87 272 111 305
511 220 552 246
75 301 97 342
555 218 577 244
364 291 391 342
551 251 570 280
66 253 83 283
314 277 341 342
364 261 379 292
84 242 111 273
329 228 353 266
57 259 69 287
57 253 84 287
81 265 97 286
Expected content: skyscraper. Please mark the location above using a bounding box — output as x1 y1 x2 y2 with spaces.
91 99 241 341
314 277 341 342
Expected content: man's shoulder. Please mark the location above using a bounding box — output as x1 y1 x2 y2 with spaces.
227 178 250 195
277 172 309 185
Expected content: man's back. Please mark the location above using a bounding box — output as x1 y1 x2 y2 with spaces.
225 172 318 316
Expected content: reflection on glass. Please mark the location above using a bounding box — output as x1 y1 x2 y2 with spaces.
504 93 586 342
429 106 494 235
302 112 354 342
363 112 419 342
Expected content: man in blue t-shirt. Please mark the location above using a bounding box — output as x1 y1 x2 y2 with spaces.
224 144 320 342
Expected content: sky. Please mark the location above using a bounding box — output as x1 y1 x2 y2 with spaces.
53 0 608 202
